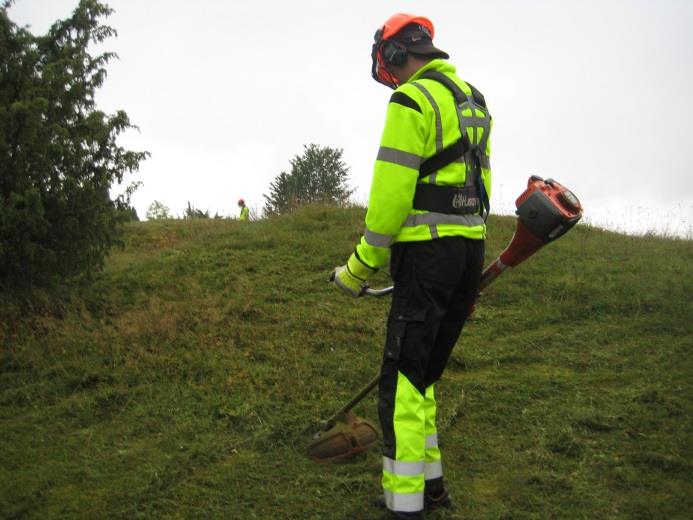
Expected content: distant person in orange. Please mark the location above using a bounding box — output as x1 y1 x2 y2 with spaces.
238 199 249 221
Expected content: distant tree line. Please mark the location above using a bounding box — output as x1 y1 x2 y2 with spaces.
144 201 224 220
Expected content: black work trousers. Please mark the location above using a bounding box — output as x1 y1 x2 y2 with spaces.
378 236 484 461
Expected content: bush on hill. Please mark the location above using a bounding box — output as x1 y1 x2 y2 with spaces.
263 143 353 216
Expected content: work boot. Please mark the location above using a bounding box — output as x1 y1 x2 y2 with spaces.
424 478 453 510
424 487 452 510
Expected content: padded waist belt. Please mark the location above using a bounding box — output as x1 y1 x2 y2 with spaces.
412 184 481 215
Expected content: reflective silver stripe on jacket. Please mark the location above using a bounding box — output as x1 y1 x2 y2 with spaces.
411 81 447 238
384 490 424 513
383 457 425 477
411 81 443 185
425 433 438 450
377 147 422 170
403 212 485 228
425 460 443 480
364 227 394 248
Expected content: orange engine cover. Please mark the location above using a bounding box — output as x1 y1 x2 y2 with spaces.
498 176 583 268
515 176 583 242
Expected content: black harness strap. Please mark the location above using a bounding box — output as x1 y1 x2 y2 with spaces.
412 70 491 218
417 70 487 181
418 139 466 179
421 70 487 108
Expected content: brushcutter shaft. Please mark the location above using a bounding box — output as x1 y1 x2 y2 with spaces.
322 373 380 430
362 257 503 299
478 258 508 291
320 285 391 428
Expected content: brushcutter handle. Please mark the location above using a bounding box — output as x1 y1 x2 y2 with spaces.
329 269 393 297
360 285 394 297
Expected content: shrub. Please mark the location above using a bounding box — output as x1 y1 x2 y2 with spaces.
263 143 353 216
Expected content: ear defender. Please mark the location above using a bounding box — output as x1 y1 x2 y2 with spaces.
381 39 408 66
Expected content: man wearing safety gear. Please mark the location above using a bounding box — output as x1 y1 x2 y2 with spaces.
332 13 492 519
238 198 249 221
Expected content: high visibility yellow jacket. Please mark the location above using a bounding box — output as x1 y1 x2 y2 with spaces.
239 206 249 221
356 59 492 269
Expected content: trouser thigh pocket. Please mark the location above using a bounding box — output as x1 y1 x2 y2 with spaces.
384 309 427 361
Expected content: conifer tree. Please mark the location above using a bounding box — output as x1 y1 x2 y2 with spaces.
0 0 148 287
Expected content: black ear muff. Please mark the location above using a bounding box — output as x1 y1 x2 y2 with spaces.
381 40 407 67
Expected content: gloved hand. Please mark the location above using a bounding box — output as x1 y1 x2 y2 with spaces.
331 252 377 297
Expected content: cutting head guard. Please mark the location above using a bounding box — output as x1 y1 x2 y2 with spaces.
371 14 449 89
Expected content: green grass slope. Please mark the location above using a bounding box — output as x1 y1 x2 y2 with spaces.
1 206 692 519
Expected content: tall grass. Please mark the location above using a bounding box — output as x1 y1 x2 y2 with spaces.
1 206 691 519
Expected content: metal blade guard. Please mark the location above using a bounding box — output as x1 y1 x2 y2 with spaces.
307 410 378 462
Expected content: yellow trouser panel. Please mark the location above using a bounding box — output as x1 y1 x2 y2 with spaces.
382 371 426 512
424 384 443 480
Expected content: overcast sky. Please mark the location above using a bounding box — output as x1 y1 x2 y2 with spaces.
8 0 693 236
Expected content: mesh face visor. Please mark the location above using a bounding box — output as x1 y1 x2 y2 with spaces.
371 28 400 89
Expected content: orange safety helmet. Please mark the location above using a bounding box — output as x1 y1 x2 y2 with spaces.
381 13 436 41
371 13 449 89
237 198 245 206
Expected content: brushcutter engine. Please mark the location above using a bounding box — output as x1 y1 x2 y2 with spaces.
516 175 582 242
480 175 583 289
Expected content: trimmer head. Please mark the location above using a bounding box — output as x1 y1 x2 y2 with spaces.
307 411 379 462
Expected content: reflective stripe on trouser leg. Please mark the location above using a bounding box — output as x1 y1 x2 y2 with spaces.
382 371 425 513
424 384 443 481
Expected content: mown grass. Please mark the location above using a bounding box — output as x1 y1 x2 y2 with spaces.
1 206 691 519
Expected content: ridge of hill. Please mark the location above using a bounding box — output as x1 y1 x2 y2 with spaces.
1 206 692 519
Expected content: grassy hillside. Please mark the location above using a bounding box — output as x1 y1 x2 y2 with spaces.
1 206 691 519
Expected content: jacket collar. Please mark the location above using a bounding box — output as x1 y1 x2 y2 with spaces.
408 59 456 83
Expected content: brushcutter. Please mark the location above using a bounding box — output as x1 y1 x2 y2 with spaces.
308 175 583 462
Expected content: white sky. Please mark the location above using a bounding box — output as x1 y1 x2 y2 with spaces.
8 0 693 236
